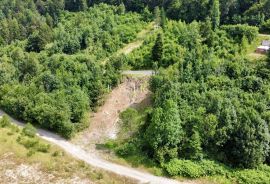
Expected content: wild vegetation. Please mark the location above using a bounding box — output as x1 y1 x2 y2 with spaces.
0 115 136 184
1 0 270 183
0 1 148 138
107 2 270 183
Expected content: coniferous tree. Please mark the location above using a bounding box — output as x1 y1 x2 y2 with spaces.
65 0 87 12
152 33 164 66
211 0 220 30
160 7 166 29
241 35 248 54
154 6 161 26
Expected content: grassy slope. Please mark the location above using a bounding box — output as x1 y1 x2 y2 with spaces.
0 125 136 184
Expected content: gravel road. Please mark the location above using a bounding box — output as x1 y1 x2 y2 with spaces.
0 110 189 184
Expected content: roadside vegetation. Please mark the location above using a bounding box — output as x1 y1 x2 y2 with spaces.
0 115 136 184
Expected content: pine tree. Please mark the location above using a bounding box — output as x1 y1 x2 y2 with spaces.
200 17 213 46
117 3 126 15
154 6 161 26
210 0 220 30
160 7 166 29
152 33 164 66
241 35 248 54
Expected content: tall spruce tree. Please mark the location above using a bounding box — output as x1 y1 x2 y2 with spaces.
160 7 166 29
154 6 161 26
211 0 220 30
152 33 164 66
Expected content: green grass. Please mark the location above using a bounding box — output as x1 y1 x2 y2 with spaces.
246 34 269 61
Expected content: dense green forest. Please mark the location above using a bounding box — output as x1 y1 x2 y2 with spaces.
0 1 148 138
1 0 270 183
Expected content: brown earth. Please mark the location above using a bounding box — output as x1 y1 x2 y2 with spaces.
0 153 93 184
72 76 151 153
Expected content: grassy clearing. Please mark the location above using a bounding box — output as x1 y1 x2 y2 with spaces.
246 34 269 61
0 118 136 184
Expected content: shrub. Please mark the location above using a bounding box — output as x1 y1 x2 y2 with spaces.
260 19 270 34
199 160 229 176
0 115 11 127
22 123 37 137
164 159 205 178
17 136 39 149
57 121 74 139
52 151 64 157
164 159 229 178
27 149 36 157
116 142 137 157
36 143 50 153
233 169 270 184
7 132 14 136
221 24 259 43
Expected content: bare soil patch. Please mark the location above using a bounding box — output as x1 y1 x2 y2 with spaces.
73 76 151 152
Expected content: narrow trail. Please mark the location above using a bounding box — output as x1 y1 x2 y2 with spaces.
102 22 157 65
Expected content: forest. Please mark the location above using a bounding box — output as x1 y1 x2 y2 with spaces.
0 0 147 138
1 0 270 183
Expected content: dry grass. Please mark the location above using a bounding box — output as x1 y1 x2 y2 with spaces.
0 126 136 184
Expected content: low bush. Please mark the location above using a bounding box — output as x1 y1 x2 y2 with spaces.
0 115 11 127
164 159 270 183
22 123 37 137
233 168 270 184
164 159 205 178
27 149 36 157
36 143 51 153
116 142 137 157
164 159 230 178
17 136 39 149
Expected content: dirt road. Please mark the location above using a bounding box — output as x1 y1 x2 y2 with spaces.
0 109 185 184
122 70 154 76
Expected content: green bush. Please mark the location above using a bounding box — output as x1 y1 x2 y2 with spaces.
116 142 137 157
233 168 270 184
36 143 50 153
221 24 259 43
199 160 229 176
17 136 39 149
164 159 205 178
27 149 36 157
22 123 37 137
260 19 270 34
0 115 11 127
57 121 74 139
164 159 229 178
